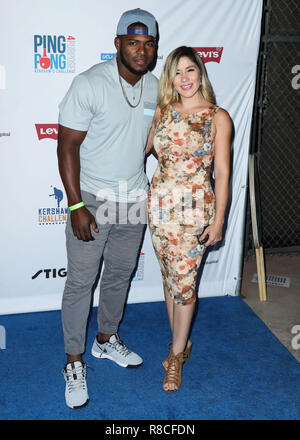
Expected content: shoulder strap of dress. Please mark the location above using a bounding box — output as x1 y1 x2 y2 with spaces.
211 105 220 117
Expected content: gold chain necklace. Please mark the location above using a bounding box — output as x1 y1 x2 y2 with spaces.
118 74 144 108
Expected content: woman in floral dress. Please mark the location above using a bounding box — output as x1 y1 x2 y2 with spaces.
146 46 232 392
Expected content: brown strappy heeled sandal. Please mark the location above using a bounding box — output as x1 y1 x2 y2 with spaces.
162 340 192 371
163 350 188 392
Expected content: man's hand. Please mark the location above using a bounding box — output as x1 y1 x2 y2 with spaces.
70 206 99 241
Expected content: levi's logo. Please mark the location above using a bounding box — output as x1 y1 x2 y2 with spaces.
35 124 58 140
193 47 224 64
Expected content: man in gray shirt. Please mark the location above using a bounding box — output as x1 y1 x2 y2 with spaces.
57 8 158 409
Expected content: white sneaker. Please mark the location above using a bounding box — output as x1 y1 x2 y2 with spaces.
62 361 89 409
91 333 143 368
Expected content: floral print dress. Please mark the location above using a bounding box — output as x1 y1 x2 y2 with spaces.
148 105 219 305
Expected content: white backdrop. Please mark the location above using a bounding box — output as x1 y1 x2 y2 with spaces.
0 0 263 315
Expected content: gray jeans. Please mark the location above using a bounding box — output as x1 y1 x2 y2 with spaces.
62 190 146 355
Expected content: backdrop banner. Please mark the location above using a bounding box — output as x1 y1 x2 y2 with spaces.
0 0 263 314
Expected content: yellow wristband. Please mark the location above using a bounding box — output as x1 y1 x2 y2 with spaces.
69 201 84 211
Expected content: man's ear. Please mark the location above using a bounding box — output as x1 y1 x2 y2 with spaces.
114 36 121 51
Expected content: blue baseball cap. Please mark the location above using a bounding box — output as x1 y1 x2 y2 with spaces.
116 8 157 38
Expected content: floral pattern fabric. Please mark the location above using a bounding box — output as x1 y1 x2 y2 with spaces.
148 105 219 305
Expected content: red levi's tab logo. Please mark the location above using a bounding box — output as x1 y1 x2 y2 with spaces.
193 47 224 64
35 124 58 140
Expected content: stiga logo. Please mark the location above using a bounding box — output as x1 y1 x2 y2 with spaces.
32 268 67 280
193 47 224 64
38 185 68 226
35 124 58 141
34 35 76 73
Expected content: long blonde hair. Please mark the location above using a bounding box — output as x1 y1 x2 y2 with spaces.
158 46 216 112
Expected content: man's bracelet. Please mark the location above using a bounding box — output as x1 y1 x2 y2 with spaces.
69 201 85 212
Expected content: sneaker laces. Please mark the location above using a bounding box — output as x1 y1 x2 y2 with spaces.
110 334 132 357
63 363 87 393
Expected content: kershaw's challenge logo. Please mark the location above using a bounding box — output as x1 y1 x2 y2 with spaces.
34 35 76 73
193 47 224 64
38 186 68 226
35 124 58 140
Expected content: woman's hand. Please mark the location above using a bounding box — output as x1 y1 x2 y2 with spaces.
199 221 223 247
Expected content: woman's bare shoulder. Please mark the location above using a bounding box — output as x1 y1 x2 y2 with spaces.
214 107 232 128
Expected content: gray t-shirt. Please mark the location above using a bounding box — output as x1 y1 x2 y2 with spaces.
58 55 158 202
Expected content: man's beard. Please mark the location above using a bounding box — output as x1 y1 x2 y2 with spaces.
120 47 148 76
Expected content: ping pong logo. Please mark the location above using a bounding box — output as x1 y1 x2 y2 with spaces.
34 35 76 73
193 47 224 64
35 124 58 141
38 185 68 226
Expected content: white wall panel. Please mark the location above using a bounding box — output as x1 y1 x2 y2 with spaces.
0 0 263 314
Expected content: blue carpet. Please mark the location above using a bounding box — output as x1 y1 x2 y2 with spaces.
0 297 299 420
